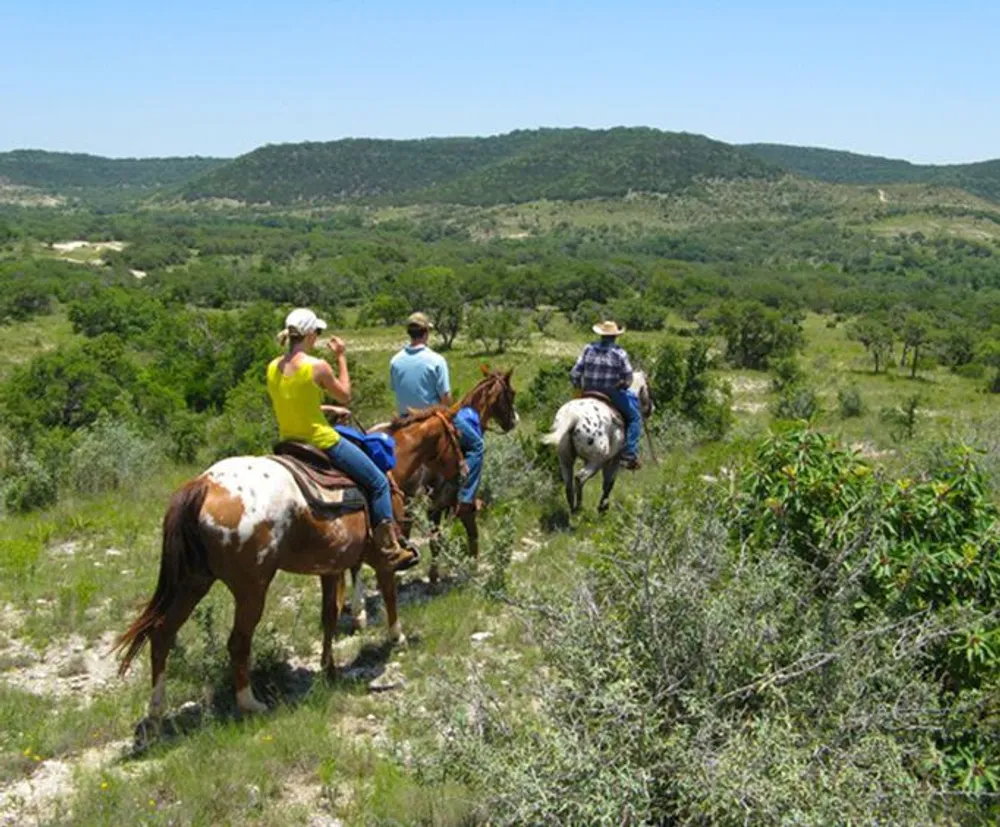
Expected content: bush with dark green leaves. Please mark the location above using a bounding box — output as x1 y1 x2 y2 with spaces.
708 300 804 369
733 427 1000 792
651 338 732 438
772 383 820 421
466 305 527 354
517 358 575 430
417 463 997 823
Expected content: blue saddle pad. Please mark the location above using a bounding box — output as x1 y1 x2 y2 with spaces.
334 426 397 473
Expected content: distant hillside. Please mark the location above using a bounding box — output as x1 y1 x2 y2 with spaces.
742 144 1000 202
0 150 227 192
180 128 781 206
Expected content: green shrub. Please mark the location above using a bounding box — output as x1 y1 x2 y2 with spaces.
418 491 988 823
880 393 922 441
651 338 732 439
732 427 1000 789
478 432 555 507
66 415 161 495
1 450 57 514
205 374 277 460
837 384 865 418
772 384 819 421
518 358 575 430
770 356 804 392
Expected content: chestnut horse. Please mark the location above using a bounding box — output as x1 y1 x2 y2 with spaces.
349 368 519 620
115 411 464 720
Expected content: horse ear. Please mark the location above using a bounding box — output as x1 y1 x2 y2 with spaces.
504 368 514 381
479 363 491 377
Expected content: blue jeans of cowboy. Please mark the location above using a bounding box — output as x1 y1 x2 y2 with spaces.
325 437 392 525
607 388 642 461
453 408 484 505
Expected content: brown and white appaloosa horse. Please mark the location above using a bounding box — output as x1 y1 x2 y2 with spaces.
350 368 519 617
115 411 464 720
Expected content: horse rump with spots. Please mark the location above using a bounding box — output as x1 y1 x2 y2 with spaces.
542 371 652 513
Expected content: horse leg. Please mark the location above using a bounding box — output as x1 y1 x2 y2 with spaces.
374 566 405 645
148 574 214 720
349 564 367 630
558 441 577 512
574 460 603 512
597 463 620 513
459 510 479 558
227 582 272 715
320 573 346 680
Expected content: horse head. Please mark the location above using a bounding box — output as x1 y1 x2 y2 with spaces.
465 365 519 432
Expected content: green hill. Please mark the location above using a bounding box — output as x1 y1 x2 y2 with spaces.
180 127 781 206
742 143 1000 202
0 150 227 192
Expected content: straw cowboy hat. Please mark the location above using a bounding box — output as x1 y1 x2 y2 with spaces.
592 320 626 337
406 312 434 330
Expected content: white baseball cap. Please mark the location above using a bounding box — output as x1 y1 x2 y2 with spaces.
284 308 327 335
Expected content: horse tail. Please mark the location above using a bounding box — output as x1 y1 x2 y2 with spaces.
542 406 578 448
115 476 211 677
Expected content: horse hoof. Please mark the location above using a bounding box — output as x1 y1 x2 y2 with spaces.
352 611 368 631
389 621 406 646
428 565 440 585
598 502 609 513
236 687 269 715
132 716 162 751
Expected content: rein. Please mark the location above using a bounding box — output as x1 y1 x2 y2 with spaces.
432 410 466 473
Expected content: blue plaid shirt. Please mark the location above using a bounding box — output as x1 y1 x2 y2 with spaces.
570 342 634 393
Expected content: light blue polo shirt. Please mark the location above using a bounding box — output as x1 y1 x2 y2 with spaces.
390 344 451 415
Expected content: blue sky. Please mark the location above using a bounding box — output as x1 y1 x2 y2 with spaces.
2 0 997 162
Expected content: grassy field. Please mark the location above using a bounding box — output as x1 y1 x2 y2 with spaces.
0 307 997 824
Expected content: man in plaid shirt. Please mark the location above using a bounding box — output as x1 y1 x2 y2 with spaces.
570 320 642 469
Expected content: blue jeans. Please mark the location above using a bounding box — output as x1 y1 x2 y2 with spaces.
325 437 392 525
607 388 642 460
454 414 484 505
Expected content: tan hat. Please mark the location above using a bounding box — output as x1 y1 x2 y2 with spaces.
406 312 434 330
592 320 625 337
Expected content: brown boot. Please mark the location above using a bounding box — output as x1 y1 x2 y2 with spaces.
621 456 642 471
373 521 420 572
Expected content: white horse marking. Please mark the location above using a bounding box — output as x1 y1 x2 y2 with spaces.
236 685 268 714
149 673 166 718
204 457 305 562
389 620 405 644
352 574 368 629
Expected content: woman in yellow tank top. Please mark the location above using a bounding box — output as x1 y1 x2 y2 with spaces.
267 308 418 572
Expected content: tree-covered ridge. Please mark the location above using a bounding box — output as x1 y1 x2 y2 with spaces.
180 127 781 205
742 143 1000 202
0 150 228 191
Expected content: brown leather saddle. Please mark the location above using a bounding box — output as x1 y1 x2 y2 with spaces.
268 441 367 519
581 390 626 425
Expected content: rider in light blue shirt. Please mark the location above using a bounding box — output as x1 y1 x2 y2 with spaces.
390 313 484 513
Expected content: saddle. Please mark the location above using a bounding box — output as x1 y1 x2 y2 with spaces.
268 441 367 519
581 390 626 425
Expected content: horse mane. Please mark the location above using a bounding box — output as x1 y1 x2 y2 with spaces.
388 405 451 431
458 369 507 411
